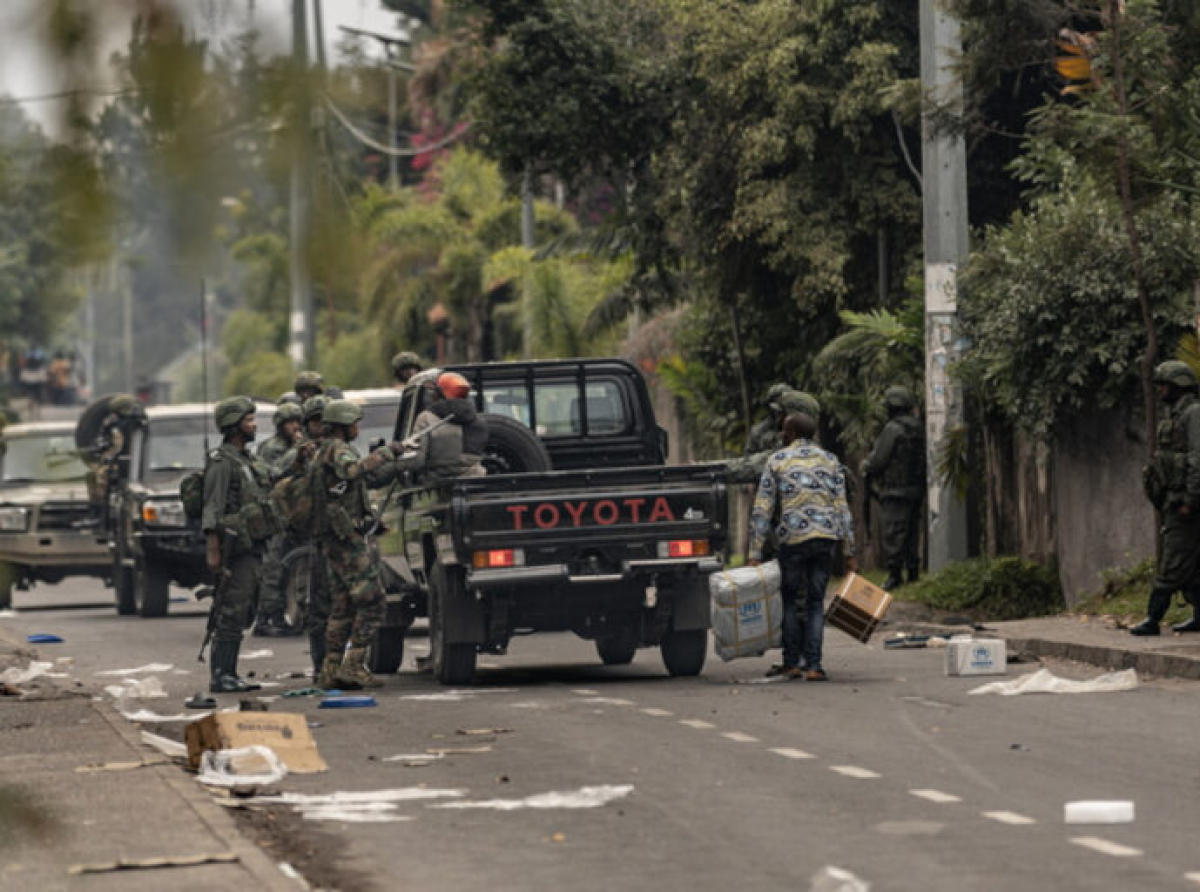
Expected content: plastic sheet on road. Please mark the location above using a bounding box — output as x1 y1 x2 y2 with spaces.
105 677 169 700
0 660 55 684
968 667 1138 696
197 745 288 788
95 663 174 676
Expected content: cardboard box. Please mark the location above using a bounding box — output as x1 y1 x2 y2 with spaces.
185 712 327 774
825 573 892 643
945 638 1007 676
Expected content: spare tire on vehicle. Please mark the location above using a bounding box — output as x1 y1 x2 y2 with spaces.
74 396 117 451
479 413 551 475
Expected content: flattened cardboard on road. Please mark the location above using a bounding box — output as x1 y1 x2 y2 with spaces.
185 712 327 774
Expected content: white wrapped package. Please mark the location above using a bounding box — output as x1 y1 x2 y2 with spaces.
709 561 782 662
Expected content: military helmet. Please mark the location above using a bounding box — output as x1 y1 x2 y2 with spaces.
765 383 790 406
392 351 422 376
883 385 917 410
301 395 328 423
273 403 303 427
323 399 363 427
215 395 255 431
1154 360 1199 391
293 370 325 394
277 391 302 406
325 385 344 399
109 394 140 416
780 390 821 418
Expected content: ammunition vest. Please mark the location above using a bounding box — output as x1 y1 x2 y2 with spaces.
1153 394 1200 507
880 416 925 499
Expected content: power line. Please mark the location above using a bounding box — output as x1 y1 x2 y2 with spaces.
322 94 470 157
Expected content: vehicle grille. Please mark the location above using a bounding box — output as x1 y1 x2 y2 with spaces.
37 502 94 531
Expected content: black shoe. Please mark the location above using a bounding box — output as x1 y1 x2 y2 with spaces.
765 663 802 680
1172 616 1200 633
906 566 920 585
1129 620 1161 637
881 572 902 591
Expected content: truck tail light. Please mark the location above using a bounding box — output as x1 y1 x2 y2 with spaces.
657 539 710 559
472 548 525 569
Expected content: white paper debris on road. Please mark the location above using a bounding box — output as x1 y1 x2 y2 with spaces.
240 649 274 660
968 667 1138 696
400 692 469 702
0 609 17 618
140 731 188 758
196 745 288 788
810 865 871 892
120 709 211 723
0 660 54 684
382 753 445 764
104 677 168 700
1064 800 1135 824
574 697 635 706
432 784 634 811
95 663 174 676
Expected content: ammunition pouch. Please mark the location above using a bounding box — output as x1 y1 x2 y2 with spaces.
238 500 280 543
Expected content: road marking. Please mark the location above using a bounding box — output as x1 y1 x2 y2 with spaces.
769 748 815 760
577 697 636 706
982 811 1036 826
909 789 961 804
639 708 673 717
571 689 599 696
679 719 715 729
1070 837 1142 858
830 766 880 779
721 732 759 743
1184 872 1200 885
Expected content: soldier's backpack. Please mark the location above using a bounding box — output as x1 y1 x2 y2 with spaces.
270 455 328 536
180 469 205 521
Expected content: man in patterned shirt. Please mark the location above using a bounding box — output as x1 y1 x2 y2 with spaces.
748 413 855 681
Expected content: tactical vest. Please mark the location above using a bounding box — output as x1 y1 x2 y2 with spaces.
880 416 925 499
1153 394 1200 507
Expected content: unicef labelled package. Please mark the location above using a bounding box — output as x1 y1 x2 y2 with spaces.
709 561 783 661
945 637 1007 677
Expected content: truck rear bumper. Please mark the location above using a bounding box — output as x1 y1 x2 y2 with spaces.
465 556 722 591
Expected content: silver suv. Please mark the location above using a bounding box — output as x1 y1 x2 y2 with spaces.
0 421 109 609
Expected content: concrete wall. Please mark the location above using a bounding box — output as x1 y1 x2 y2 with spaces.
1053 408 1155 606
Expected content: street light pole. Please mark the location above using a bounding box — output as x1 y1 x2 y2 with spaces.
289 0 314 367
920 0 970 570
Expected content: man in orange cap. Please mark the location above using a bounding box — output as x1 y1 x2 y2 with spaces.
399 371 488 481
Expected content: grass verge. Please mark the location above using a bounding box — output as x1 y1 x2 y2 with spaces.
892 556 1064 621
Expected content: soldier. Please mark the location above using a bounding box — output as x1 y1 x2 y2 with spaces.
300 395 328 443
726 390 821 485
278 391 302 407
746 383 789 454
252 402 306 637
294 370 326 403
314 399 400 689
862 385 925 591
202 396 274 693
391 351 423 388
83 394 146 522
1134 361 1200 636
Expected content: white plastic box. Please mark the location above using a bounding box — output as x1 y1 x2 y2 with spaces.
945 638 1007 676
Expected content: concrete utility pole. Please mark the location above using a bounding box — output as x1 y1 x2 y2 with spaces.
919 0 969 570
289 0 314 367
521 168 535 359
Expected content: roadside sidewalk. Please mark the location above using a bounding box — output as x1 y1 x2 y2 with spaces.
0 631 297 892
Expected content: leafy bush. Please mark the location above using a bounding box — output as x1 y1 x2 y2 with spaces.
900 556 1063 620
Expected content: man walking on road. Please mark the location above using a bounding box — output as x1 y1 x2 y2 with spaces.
1135 361 1200 635
862 385 925 591
749 413 855 681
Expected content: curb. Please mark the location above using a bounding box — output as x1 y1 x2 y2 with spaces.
1002 636 1200 681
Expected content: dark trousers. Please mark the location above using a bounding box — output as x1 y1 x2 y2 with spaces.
779 539 835 670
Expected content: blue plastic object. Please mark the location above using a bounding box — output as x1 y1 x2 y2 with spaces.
319 695 377 709
26 634 63 644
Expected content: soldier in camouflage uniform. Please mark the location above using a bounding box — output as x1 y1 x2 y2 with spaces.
746 383 790 454
314 400 400 689
252 402 306 637
863 385 925 591
294 370 326 403
202 397 275 693
391 350 423 388
726 389 823 485
1134 361 1200 635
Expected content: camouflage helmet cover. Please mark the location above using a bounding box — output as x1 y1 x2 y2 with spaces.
780 390 821 418
215 395 255 430
765 383 790 406
273 402 303 427
293 370 325 394
301 395 328 423
883 385 917 410
323 398 363 427
109 394 141 416
391 351 422 375
1154 360 1199 390
277 391 302 406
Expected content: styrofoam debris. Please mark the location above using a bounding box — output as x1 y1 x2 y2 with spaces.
432 784 634 811
120 709 211 722
0 661 54 684
969 667 1138 696
104 677 169 700
1064 801 1135 824
240 649 274 660
810 866 871 892
140 731 188 758
95 663 174 676
197 745 287 788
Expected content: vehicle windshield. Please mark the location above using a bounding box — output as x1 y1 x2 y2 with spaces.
145 417 216 472
0 433 88 483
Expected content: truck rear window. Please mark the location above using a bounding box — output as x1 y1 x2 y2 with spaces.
482 380 629 437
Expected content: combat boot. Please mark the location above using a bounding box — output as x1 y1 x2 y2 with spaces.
316 654 342 690
309 632 327 680
209 640 263 693
334 647 382 690
1172 605 1200 633
1132 586 1171 636
881 570 902 591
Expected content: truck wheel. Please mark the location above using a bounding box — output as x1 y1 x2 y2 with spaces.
596 630 638 666
368 625 406 675
429 563 476 685
0 562 15 610
137 559 170 618
111 527 136 616
661 629 707 677
480 414 552 475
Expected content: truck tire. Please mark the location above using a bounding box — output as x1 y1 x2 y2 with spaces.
368 625 405 675
429 563 476 685
661 629 707 677
137 558 170 618
74 396 116 450
111 520 136 616
480 414 551 475
595 630 638 666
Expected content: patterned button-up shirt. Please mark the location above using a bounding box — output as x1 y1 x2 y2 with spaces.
749 439 855 561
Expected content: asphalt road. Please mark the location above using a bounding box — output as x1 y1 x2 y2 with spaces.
5 578 1200 892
